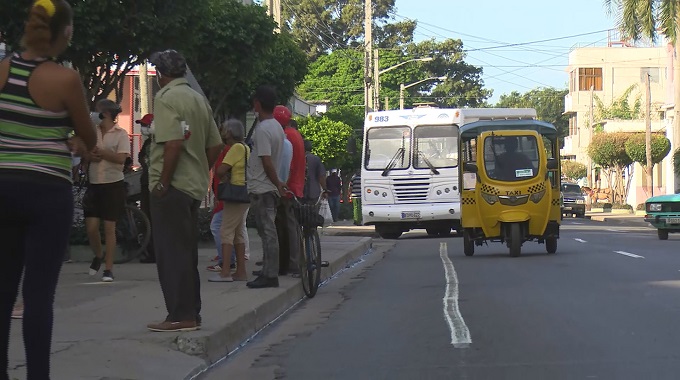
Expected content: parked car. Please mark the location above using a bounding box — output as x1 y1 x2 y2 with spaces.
561 182 586 218
644 194 680 240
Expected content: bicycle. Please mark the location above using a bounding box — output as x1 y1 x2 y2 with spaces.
288 192 330 298
72 169 151 264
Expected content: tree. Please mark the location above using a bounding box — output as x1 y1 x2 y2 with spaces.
561 161 587 181
1 0 207 107
281 0 414 59
625 133 671 193
495 87 569 140
593 84 642 121
297 116 358 173
297 39 491 110
588 132 634 204
186 1 308 121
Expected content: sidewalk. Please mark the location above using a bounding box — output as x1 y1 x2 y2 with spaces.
8 229 372 380
585 211 651 227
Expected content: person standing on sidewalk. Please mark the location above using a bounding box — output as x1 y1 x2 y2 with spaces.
84 99 131 283
0 1 96 378
326 169 342 222
273 105 305 276
146 49 223 332
246 85 286 289
303 140 329 201
137 113 156 263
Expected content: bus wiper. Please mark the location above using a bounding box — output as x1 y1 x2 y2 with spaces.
418 151 440 175
381 147 405 176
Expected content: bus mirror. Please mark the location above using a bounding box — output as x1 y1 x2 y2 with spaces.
546 158 558 170
463 162 478 173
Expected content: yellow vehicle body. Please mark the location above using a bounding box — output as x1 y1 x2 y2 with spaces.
459 120 561 257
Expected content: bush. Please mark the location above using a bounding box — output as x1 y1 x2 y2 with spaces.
339 202 353 220
612 203 633 210
593 202 613 209
636 203 646 211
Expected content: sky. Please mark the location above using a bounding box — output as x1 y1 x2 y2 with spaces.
395 0 619 103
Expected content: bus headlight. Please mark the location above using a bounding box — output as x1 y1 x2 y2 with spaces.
529 189 546 204
481 192 498 205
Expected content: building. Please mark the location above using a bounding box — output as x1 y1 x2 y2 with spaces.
561 32 676 206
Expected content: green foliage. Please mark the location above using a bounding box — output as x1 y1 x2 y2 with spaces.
495 87 569 140
561 160 587 181
593 202 613 209
281 0 414 59
605 0 678 43
1 0 206 107
674 148 680 177
323 105 365 132
297 39 491 110
593 84 642 121
588 132 633 169
612 203 633 210
636 203 646 211
624 133 671 166
186 2 307 120
297 116 358 172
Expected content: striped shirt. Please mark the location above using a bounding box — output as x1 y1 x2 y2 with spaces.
0 53 73 183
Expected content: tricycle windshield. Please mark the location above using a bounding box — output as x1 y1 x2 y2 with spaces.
483 135 539 182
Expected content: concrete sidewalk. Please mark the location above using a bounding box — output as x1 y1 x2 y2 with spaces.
8 229 372 380
585 212 651 227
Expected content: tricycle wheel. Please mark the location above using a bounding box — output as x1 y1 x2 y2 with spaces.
463 229 475 256
545 236 557 254
509 223 522 257
658 229 669 240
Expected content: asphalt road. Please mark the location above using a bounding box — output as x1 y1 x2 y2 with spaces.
204 219 680 380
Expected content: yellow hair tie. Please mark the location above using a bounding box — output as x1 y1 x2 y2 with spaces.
34 0 56 17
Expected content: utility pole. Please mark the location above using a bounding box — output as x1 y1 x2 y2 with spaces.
364 0 373 115
139 63 149 118
373 48 380 110
645 72 653 196
588 85 594 189
266 0 282 31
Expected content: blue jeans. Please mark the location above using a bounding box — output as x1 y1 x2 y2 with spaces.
329 195 340 222
210 211 235 266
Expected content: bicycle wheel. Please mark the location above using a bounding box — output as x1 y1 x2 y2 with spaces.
298 227 311 297
303 228 322 298
114 204 151 264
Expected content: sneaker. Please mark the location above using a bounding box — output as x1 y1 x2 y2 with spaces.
102 270 114 282
206 264 222 272
246 275 279 289
89 256 102 276
147 320 199 332
210 256 220 262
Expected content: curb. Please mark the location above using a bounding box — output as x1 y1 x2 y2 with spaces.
587 215 650 227
181 237 373 379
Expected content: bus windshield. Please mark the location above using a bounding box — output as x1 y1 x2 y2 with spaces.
413 125 458 169
365 127 411 170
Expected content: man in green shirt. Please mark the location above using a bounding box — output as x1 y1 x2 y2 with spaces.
146 50 223 333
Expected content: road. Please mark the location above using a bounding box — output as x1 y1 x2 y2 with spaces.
204 219 680 380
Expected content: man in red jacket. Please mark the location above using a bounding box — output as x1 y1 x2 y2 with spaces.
273 105 305 275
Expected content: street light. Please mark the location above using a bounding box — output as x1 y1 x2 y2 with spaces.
399 76 447 110
374 56 433 110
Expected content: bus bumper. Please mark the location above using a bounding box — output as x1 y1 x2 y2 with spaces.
362 203 461 225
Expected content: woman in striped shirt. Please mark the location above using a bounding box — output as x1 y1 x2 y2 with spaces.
0 1 96 379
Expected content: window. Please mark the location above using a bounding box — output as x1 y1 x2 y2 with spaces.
578 68 603 91
483 135 539 182
569 115 578 136
364 127 411 170
413 125 459 169
641 67 660 83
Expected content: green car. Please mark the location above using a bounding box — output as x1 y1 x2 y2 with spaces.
644 194 680 240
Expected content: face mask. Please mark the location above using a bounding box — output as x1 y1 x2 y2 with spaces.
90 112 100 126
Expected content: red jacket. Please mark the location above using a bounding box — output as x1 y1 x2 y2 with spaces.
212 145 231 215
284 127 305 198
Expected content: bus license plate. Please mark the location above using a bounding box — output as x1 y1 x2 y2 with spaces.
401 211 420 219
667 218 680 224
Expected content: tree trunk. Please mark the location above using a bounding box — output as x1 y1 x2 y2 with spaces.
645 72 653 196
674 36 680 185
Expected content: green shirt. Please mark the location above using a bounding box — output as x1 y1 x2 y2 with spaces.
149 78 222 200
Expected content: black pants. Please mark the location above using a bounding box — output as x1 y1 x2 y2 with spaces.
0 175 73 380
150 187 201 322
139 183 155 260
275 197 300 274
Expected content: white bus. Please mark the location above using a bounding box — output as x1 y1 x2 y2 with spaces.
361 107 538 239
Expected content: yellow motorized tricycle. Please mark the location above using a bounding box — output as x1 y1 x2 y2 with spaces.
459 119 561 257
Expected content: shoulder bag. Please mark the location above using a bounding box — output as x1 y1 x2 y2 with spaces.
218 143 250 203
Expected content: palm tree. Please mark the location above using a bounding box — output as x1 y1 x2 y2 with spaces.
605 0 680 195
